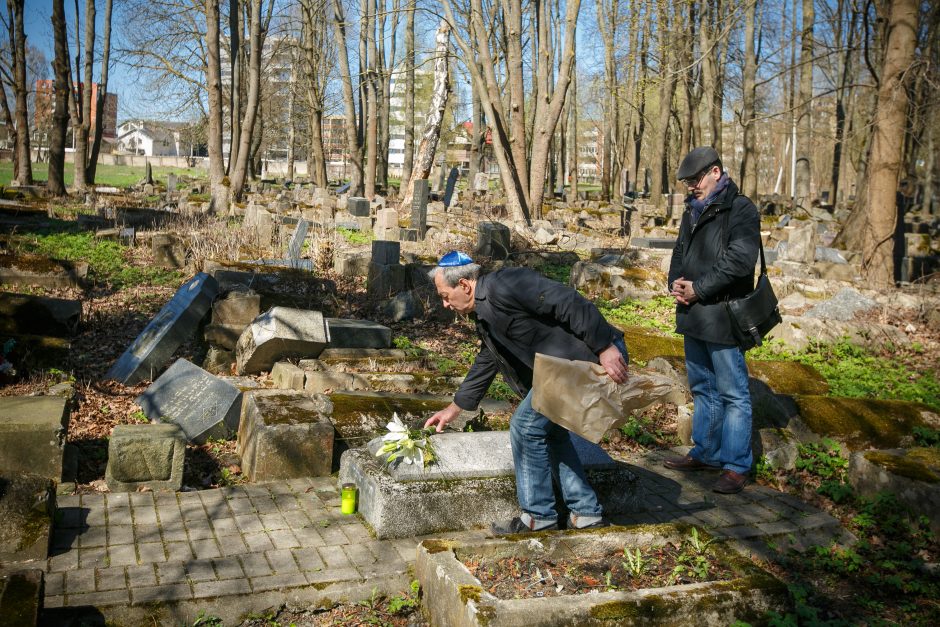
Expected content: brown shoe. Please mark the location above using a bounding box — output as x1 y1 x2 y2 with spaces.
713 470 748 494
663 454 718 471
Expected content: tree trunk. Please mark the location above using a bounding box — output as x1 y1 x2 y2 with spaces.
830 0 859 205
596 0 618 202
87 0 113 185
795 0 815 207
649 0 676 204
48 0 70 195
206 0 229 208
301 0 328 188
400 21 450 210
309 108 327 187
566 59 578 203
71 0 95 191
506 0 529 207
840 0 917 285
401 0 416 186
286 55 297 181
9 0 32 185
332 0 363 194
228 0 241 174
228 0 263 201
739 0 758 199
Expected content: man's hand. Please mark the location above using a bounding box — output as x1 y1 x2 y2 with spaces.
424 402 463 433
670 277 699 306
599 344 629 384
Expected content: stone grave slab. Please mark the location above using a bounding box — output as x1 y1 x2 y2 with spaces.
0 293 81 337
237 390 334 481
167 173 177 192
476 222 511 260
347 197 371 217
105 423 186 492
206 289 261 350
287 218 310 260
236 307 330 374
339 430 638 538
371 240 400 266
411 179 430 239
0 472 54 564
311 348 408 366
326 318 392 349
0 253 89 288
0 396 69 482
417 525 788 627
443 167 459 208
473 172 489 193
366 262 410 299
0 569 44 624
152 233 186 269
107 272 218 385
136 359 243 444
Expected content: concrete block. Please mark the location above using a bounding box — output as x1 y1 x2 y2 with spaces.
370 240 400 266
236 307 330 374
212 290 261 327
366 263 410 299
0 293 81 337
347 197 370 217
326 318 392 349
0 396 68 482
105 424 186 492
0 472 54 564
272 362 305 390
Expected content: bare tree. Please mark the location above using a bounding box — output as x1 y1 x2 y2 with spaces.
228 0 266 200
332 0 363 194
206 0 228 206
595 0 620 201
649 0 677 203
300 0 330 187
87 0 114 185
48 0 70 195
795 0 815 207
1 0 32 185
400 0 416 186
738 0 759 199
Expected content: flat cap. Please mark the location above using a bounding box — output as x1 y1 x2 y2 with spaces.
677 146 721 180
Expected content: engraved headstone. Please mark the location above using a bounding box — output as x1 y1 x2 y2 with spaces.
287 218 310 260
107 273 219 385
137 359 242 443
410 179 430 239
236 307 331 374
443 167 459 208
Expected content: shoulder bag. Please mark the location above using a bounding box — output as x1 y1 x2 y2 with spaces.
721 202 782 350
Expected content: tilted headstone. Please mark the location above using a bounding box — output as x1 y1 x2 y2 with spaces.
473 172 489 193
107 273 219 385
443 167 459 208
236 307 331 374
476 221 511 260
326 318 392 349
137 359 243 443
371 240 400 266
167 173 177 192
347 197 370 217
410 179 430 240
287 218 310 260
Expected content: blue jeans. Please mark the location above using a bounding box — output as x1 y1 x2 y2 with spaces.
684 336 753 474
509 391 602 523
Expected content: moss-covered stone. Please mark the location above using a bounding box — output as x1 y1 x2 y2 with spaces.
617 325 684 363
863 447 940 483
420 539 456 554
746 360 829 395
458 584 482 604
794 395 938 451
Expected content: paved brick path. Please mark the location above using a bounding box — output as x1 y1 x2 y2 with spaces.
42 448 850 623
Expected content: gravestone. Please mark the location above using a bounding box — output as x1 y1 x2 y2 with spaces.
236 307 331 374
326 318 392 349
287 218 310 260
411 179 430 239
785 223 818 264
105 423 186 492
347 197 370 217
136 359 243 443
0 472 55 563
473 172 489 193
371 240 400 266
106 273 219 385
435 162 447 191
0 396 69 482
167 173 177 193
152 233 185 269
374 208 400 240
443 167 459 208
0 293 81 337
476 221 511 260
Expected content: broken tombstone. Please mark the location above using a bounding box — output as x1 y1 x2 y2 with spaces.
0 472 55 564
326 318 392 349
105 423 186 492
236 307 330 374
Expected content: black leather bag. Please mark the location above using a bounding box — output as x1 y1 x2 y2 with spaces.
725 240 781 350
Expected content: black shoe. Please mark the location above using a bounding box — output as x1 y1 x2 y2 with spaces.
569 516 610 530
490 517 559 536
663 454 720 472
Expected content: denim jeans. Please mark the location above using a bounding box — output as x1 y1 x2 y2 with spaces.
684 336 753 474
509 391 602 523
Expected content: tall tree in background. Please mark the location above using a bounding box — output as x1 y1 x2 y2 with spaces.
795 0 815 207
301 0 330 187
839 0 918 284
401 0 416 187
228 0 242 175
86 0 113 184
2 0 32 185
206 0 229 207
228 0 266 201
69 0 96 191
48 0 70 195
332 0 363 195
596 0 620 202
739 0 759 199
649 0 677 202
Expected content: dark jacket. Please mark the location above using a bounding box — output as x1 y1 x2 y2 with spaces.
453 267 624 411
667 179 761 345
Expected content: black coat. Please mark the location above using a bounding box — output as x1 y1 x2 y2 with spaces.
667 179 761 345
453 267 625 411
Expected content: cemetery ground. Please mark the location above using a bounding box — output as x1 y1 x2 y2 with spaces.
0 181 938 626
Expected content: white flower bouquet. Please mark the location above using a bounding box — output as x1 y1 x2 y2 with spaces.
375 413 437 468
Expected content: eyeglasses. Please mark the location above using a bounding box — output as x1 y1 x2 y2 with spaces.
681 164 717 188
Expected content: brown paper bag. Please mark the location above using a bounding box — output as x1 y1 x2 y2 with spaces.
531 352 677 444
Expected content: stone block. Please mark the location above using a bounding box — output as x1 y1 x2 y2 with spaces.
339 431 640 539
371 240 400 266
0 293 81 337
152 233 186 270
237 390 334 481
0 569 44 623
410 179 430 239
0 253 88 289
213 290 261 328
367 262 411 299
0 396 68 482
204 323 244 351
784 223 817 264
380 291 425 322
347 197 371 217
236 307 330 374
416 525 788 627
849 448 940 535
137 359 243 444
326 318 392 349
271 362 305 390
333 250 371 277
375 208 399 230
476 222 511 259
107 273 219 385
105 424 186 492
0 472 54 564
303 370 369 394
202 346 235 375
287 219 310 260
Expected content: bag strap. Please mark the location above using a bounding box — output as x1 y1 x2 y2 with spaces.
723 195 767 277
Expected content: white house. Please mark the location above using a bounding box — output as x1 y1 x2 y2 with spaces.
116 120 188 157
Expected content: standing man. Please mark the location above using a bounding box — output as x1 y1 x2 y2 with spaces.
664 146 760 494
425 251 630 534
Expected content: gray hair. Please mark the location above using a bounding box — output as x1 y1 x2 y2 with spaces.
429 263 482 287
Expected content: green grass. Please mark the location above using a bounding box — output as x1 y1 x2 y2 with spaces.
596 296 677 334
0 160 206 188
337 226 373 245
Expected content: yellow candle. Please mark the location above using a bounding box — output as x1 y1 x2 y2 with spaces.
340 483 358 515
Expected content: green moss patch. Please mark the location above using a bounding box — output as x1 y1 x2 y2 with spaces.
747 360 829 395
617 325 684 363
863 447 940 483
794 395 937 451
